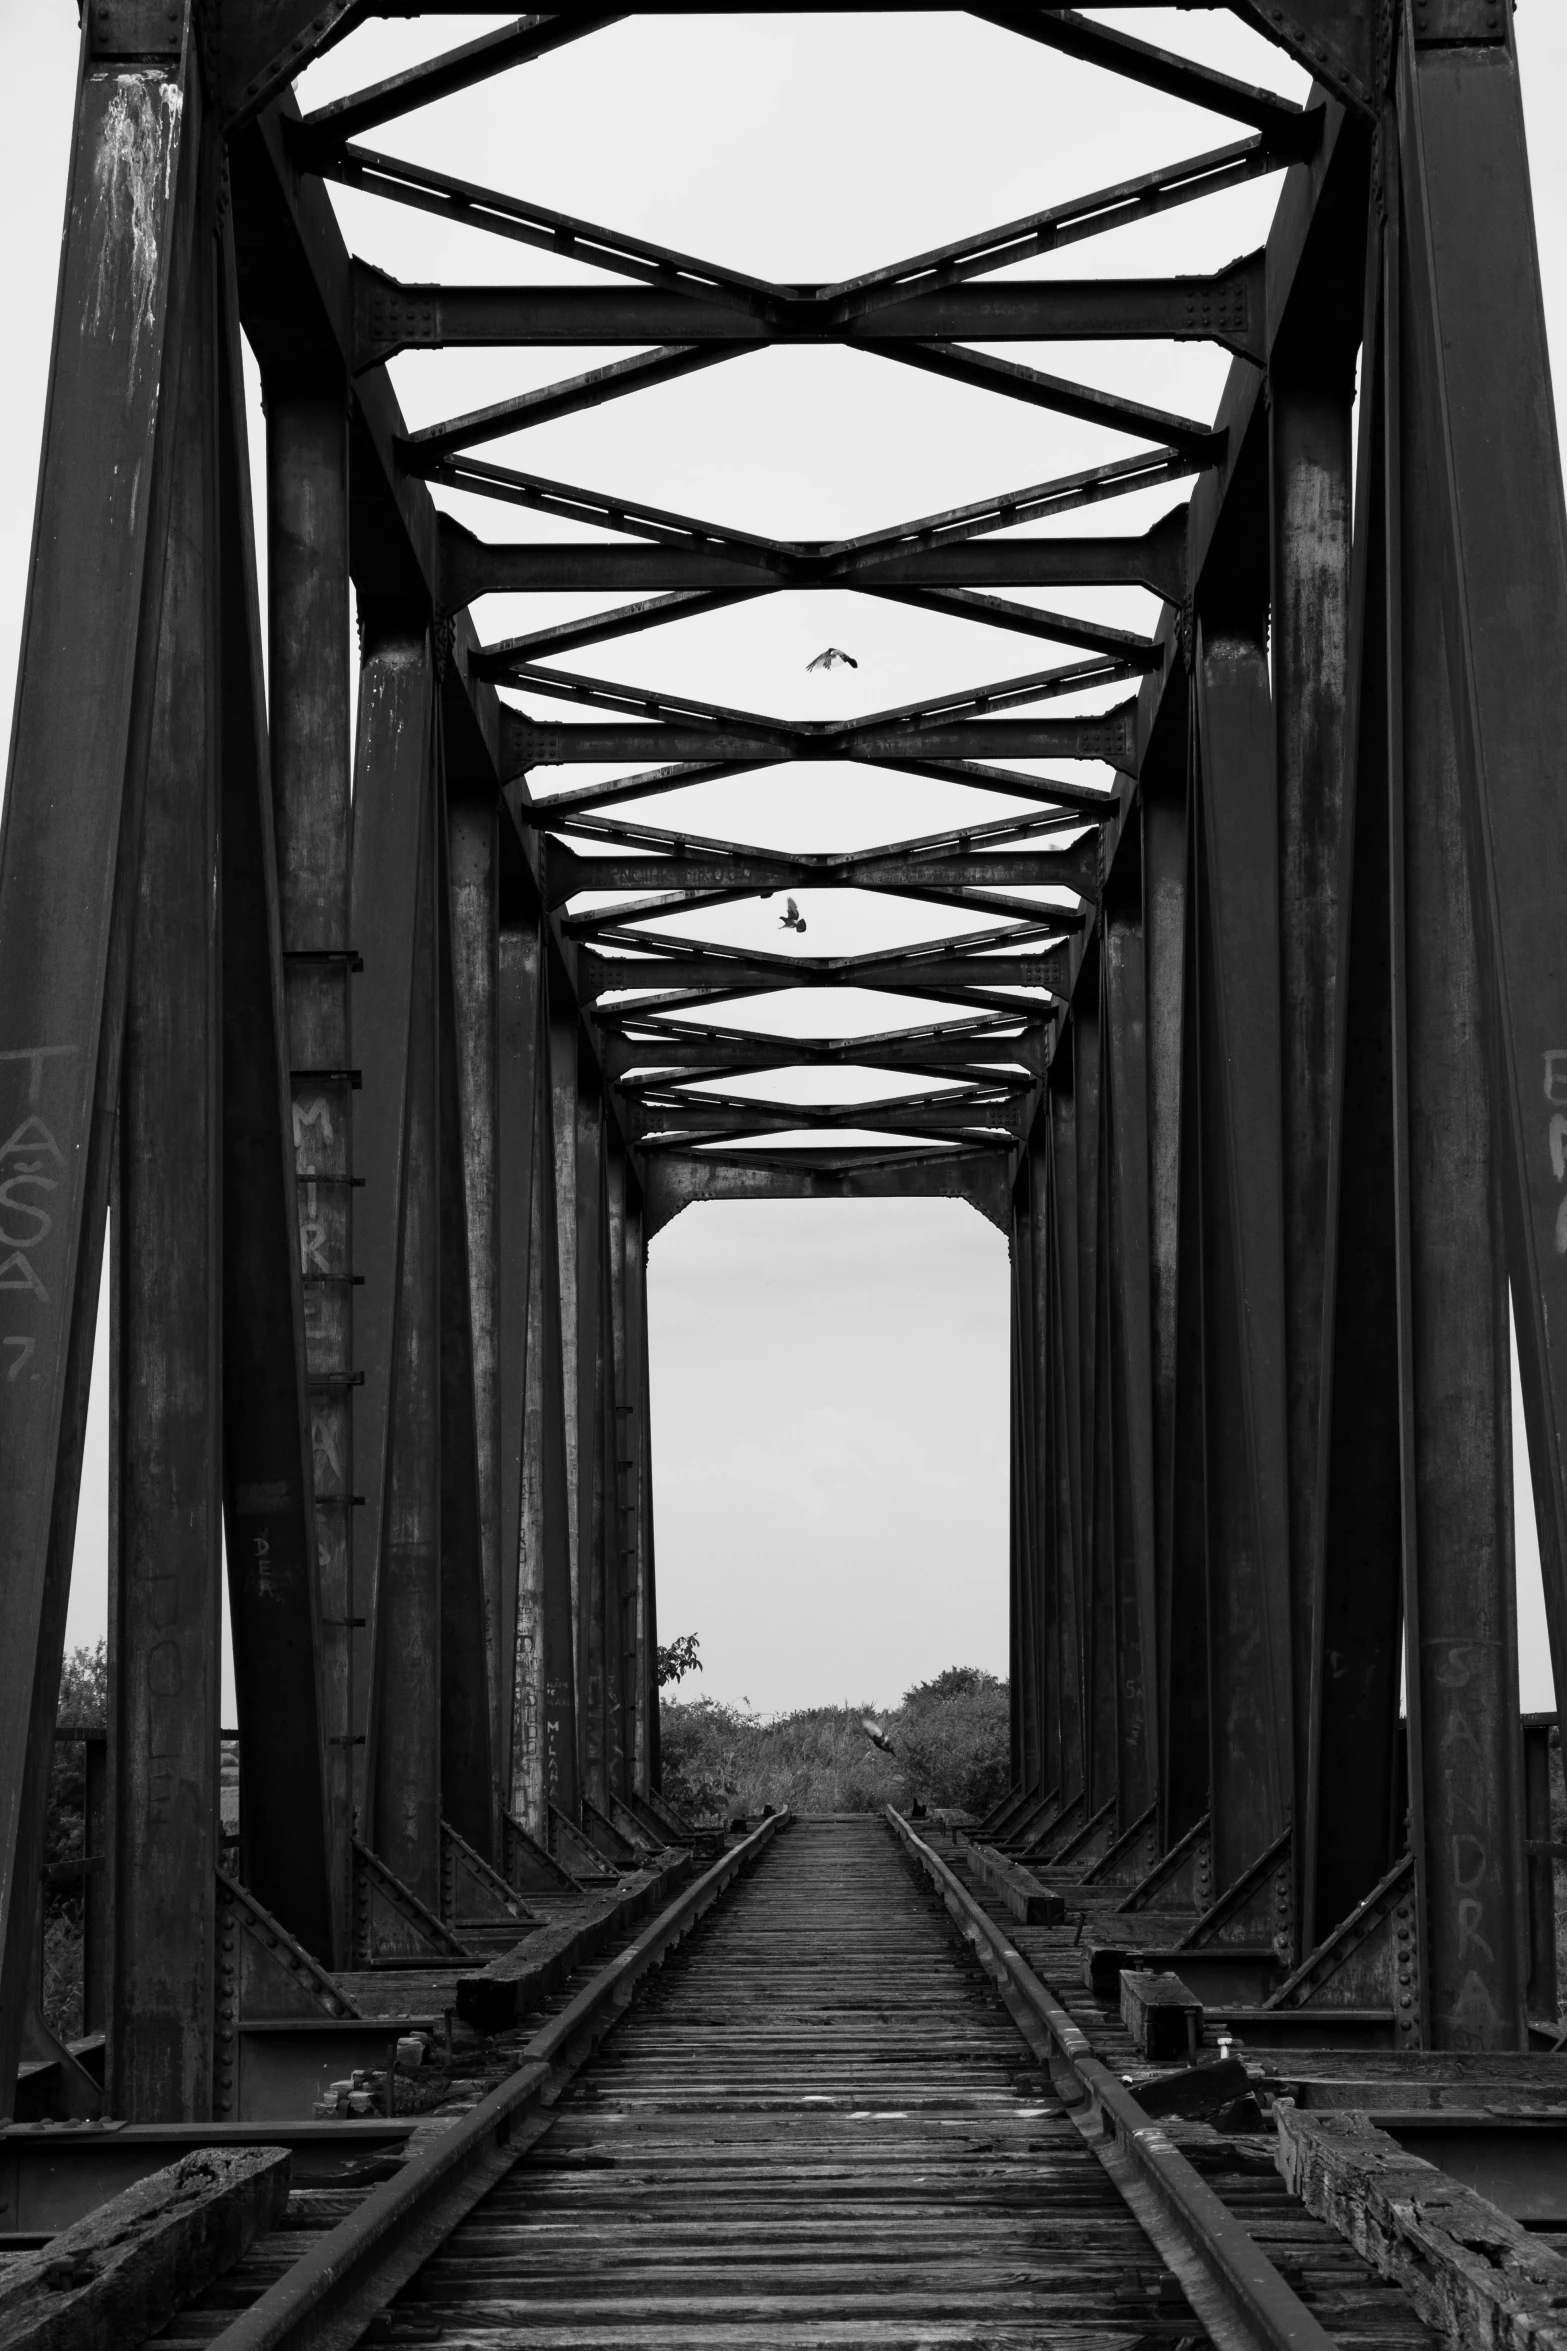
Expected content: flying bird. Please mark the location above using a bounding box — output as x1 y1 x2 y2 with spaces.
807 647 858 672
862 1717 895 1755
778 897 808 934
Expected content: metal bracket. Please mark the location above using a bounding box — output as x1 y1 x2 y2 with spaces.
1411 0 1509 41
85 0 184 61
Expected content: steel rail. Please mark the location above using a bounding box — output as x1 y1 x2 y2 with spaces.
207 1811 789 2351
885 1807 1339 2351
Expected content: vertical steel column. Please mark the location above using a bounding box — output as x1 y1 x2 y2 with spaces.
1392 161 1525 2049
1007 1196 1033 1793
82 1735 107 2040
1075 962 1116 1811
605 1133 632 1792
1074 970 1102 1641
373 714 442 1908
265 374 355 1941
1166 743 1211 1847
1195 598 1294 1899
1522 1717 1556 2024
497 913 543 1818
1105 850 1158 1825
575 1064 608 1808
1397 14 1567 1761
595 1185 621 1795
437 786 493 1858
0 26 196 2110
1308 249 1406 1944
624 1191 653 1797
642 1279 663 1802
108 167 222 2122
1029 1135 1059 1808
514 935 580 1831
216 231 335 1965
1142 687 1205 1846
447 791 502 1846
1089 1018 1119 1816
1047 1053 1086 1816
351 618 442 1906
1019 1241 1029 1786
548 976 581 1678
1272 354 1356 1873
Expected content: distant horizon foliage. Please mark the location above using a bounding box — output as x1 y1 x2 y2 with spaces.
659 1665 1009 1821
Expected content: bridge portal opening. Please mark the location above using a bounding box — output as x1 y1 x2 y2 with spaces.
648 1195 1009 1715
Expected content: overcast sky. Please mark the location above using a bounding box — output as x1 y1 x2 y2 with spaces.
2 2 1564 1715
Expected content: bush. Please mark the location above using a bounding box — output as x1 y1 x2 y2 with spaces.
658 1666 1010 1823
897 1668 1012 1817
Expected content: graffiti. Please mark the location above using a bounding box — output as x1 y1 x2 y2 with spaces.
0 1109 66 1295
0 1044 75 1107
0 1050 73 1381
0 1252 48 1301
252 1528 279 1600
1545 1051 1567 1252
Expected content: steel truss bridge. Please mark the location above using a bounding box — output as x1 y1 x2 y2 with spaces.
5 0 1567 2339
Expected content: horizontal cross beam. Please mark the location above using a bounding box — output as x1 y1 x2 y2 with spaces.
580 944 1072 1000
545 841 1101 906
443 512 1188 601
441 447 1183 571
629 1094 1030 1144
606 1004 1044 1047
503 708 1137 769
616 1056 1039 1097
508 654 1143 736
354 254 1265 361
641 1144 1014 1237
539 803 1091 860
560 883 1087 936
606 1024 1049 1081
312 138 1279 330
525 758 1120 818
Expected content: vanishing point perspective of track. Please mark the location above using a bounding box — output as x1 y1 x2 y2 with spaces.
144 1814 1447 2351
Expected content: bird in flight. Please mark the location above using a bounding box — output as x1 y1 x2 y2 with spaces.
778 897 808 934
862 1717 895 1755
806 647 858 672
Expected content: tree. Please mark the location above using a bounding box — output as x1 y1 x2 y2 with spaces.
656 1631 702 1689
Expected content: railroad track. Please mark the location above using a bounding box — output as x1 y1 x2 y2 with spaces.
156 1811 1444 2351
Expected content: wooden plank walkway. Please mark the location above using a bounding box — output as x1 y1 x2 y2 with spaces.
366 1815 1210 2346
154 1815 1456 2349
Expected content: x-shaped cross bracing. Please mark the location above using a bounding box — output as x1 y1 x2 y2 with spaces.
288 0 1320 1166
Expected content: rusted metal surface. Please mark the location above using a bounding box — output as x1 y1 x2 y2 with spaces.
265 377 357 1941
108 120 223 2124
